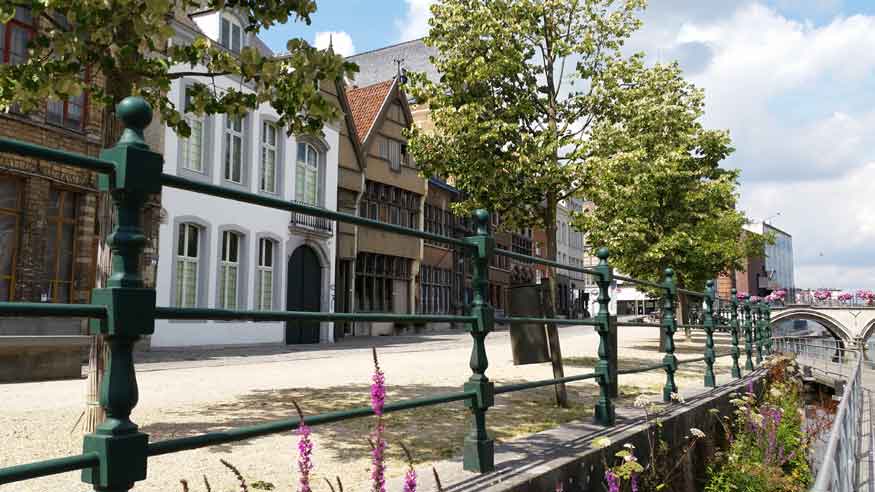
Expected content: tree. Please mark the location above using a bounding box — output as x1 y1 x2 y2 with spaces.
574 57 765 316
0 0 354 431
407 0 645 406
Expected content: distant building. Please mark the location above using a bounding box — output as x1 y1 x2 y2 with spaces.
345 78 425 336
746 222 795 293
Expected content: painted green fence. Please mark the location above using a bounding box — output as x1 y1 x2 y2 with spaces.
0 98 773 489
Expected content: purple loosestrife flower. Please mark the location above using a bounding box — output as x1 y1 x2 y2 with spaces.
631 473 639 492
370 348 387 492
293 402 314 492
605 470 620 492
403 467 417 492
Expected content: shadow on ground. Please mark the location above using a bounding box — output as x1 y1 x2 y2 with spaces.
141 379 641 466
137 331 466 364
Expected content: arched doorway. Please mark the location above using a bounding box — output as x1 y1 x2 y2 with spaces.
286 245 321 344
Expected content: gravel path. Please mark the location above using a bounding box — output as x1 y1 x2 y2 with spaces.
0 326 734 492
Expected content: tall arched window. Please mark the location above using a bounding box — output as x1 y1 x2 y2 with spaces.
219 231 240 309
175 223 200 307
296 142 320 205
255 237 275 311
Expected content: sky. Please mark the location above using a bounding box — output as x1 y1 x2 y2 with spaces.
262 0 875 290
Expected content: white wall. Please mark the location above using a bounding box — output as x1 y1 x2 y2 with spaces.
152 70 340 347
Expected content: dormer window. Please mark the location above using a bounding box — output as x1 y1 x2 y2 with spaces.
220 16 243 53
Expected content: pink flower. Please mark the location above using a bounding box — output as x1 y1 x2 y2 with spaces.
403 467 417 492
293 402 314 492
605 470 620 492
736 292 749 300
370 348 387 492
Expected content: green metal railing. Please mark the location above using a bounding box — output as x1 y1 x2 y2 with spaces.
0 97 774 489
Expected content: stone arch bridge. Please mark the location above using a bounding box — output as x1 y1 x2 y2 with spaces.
771 304 875 346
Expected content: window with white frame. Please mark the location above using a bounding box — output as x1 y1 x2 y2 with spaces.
224 116 244 183
296 142 320 205
219 231 240 309
220 16 244 53
175 223 200 307
182 87 205 173
260 121 278 193
255 238 274 311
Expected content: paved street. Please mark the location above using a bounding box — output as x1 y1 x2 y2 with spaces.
0 326 733 492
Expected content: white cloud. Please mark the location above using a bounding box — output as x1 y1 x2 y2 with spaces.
396 0 435 42
628 2 875 290
741 162 875 289
313 31 355 57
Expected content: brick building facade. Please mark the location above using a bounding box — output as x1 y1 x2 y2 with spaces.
0 102 103 309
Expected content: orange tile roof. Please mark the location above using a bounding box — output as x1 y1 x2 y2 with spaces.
346 79 395 144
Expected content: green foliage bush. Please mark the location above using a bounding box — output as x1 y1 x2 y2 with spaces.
705 356 815 492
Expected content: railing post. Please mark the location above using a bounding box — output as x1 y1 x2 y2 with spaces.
83 98 162 491
703 280 716 387
594 248 615 425
462 210 495 473
744 299 754 371
755 301 764 364
662 268 678 402
730 289 741 378
764 304 772 355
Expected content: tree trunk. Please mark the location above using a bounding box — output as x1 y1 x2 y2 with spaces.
82 105 119 434
543 193 568 407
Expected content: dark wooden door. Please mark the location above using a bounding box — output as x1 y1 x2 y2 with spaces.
286 246 321 344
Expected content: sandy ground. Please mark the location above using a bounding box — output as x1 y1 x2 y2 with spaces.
0 326 736 492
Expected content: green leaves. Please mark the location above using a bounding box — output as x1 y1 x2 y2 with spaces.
407 0 646 231
0 0 354 138
575 59 754 289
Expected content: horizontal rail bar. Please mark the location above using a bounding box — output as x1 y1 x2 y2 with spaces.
495 316 600 326
0 452 99 485
617 362 668 375
148 390 476 456
154 307 477 324
616 322 663 328
493 248 599 277
0 302 108 318
494 372 598 394
0 137 116 175
677 288 707 298
162 174 472 249
676 356 708 365
612 274 664 290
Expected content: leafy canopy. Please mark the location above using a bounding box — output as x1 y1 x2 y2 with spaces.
0 0 355 137
574 57 765 289
406 0 645 230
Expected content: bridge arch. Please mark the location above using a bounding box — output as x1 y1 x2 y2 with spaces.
770 308 853 344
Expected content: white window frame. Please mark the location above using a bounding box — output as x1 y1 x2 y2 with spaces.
255 238 275 311
182 88 205 173
175 223 200 308
295 142 320 205
260 121 278 193
219 231 240 309
224 116 244 184
220 15 244 53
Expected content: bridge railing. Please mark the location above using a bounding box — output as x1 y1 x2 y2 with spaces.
0 97 774 490
772 336 868 492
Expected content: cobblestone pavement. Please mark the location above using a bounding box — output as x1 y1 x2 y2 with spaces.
0 326 734 492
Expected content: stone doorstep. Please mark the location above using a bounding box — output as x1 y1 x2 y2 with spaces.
0 335 91 351
389 370 768 492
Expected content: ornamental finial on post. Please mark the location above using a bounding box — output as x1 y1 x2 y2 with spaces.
116 96 153 148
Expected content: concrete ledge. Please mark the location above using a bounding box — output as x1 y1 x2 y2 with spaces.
0 335 90 383
394 370 768 492
0 335 91 349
